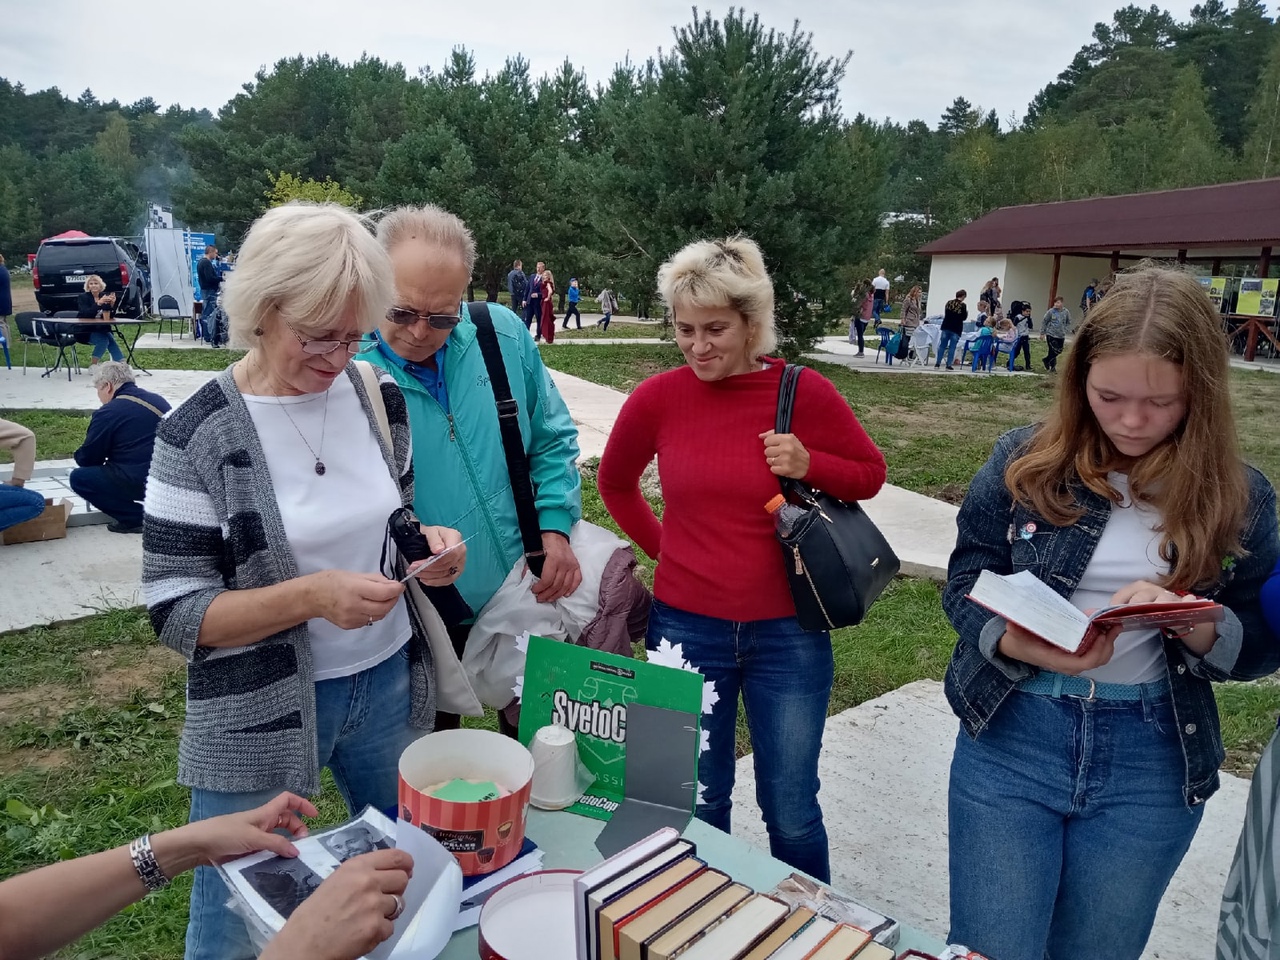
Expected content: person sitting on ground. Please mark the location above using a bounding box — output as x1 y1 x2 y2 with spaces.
0 791 415 960
75 275 124 364
70 362 171 534
0 417 46 533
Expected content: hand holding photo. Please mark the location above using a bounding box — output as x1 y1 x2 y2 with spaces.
399 534 477 583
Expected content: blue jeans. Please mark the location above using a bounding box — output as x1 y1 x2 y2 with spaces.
0 484 46 531
70 465 144 527
89 330 123 361
598 312 611 331
184 646 421 960
646 599 834 881
948 686 1203 960
936 330 960 367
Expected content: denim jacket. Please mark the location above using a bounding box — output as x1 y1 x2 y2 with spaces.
943 425 1280 807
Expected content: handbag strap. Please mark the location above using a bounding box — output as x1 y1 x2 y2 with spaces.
773 363 808 502
469 302 546 576
116 393 164 418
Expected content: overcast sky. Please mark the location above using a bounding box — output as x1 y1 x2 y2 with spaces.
6 0 1200 128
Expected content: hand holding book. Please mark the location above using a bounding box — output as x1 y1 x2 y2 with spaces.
968 570 1225 663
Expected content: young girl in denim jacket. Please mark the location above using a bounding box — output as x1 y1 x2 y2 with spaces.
942 265 1280 960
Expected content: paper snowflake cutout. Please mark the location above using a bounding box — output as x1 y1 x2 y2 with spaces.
695 781 707 805
701 680 719 716
512 676 524 702
647 637 690 671
700 729 710 754
515 631 532 654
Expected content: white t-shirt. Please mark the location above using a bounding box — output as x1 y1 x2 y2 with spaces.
871 276 891 293
242 374 412 681
1072 474 1168 684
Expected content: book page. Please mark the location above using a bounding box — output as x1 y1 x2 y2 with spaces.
966 570 1090 652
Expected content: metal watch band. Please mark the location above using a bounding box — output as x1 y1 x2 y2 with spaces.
129 834 170 891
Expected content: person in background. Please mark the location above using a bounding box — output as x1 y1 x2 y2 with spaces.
979 277 1001 314
506 259 527 315
0 417 45 533
366 203 583 735
539 269 557 344
871 268 891 322
76 275 124 364
1042 295 1072 372
596 284 618 331
969 316 995 373
562 278 583 330
1217 556 1280 960
1011 302 1034 371
598 235 886 882
70 362 171 534
524 260 545 339
943 265 1279 960
850 280 873 357
0 253 11 349
1081 278 1099 316
0 792 414 960
143 202 465 960
898 285 923 336
197 245 223 344
937 289 967 370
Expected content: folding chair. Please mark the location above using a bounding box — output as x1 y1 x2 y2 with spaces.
15 312 78 380
155 295 186 340
904 325 933 367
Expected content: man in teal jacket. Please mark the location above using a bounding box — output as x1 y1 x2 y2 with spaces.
368 204 583 730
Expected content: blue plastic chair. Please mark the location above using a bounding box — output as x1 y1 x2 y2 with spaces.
0 326 9 369
874 325 897 365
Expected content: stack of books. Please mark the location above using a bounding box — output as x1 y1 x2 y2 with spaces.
574 828 898 960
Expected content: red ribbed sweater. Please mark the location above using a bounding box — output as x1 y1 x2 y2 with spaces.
598 359 887 622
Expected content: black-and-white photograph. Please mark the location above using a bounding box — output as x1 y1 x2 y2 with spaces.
238 857 323 921
317 822 393 863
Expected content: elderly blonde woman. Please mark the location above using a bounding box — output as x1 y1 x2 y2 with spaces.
69 361 170 534
142 202 466 960
75 274 123 363
597 235 887 881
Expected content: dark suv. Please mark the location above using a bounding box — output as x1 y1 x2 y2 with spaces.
33 237 151 318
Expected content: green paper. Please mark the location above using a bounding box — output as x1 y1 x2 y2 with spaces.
429 778 501 803
518 636 704 822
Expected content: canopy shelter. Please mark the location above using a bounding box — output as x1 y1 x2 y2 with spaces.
918 179 1280 360
44 229 91 241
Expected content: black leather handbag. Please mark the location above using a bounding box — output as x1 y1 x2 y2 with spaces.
773 363 900 631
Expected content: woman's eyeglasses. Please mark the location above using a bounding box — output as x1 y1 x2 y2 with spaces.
385 307 463 329
286 321 370 356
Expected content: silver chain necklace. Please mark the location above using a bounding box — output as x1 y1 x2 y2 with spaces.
249 356 330 476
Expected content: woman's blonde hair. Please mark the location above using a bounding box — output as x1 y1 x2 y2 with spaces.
657 235 777 356
907 285 922 301
83 274 104 292
1005 264 1248 590
222 202 393 349
542 269 555 286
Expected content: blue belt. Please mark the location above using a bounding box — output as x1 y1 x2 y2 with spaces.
1017 670 1169 701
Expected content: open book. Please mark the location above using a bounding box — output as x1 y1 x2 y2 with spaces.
966 569 1224 654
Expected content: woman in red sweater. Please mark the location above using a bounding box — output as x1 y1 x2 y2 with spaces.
598 236 886 881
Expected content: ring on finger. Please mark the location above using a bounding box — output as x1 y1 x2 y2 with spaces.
388 893 405 920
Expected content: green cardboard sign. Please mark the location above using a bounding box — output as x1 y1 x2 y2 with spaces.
517 636 704 821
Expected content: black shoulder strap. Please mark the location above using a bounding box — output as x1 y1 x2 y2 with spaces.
774 363 806 499
468 302 545 576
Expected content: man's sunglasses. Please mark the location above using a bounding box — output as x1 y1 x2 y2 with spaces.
386 307 463 329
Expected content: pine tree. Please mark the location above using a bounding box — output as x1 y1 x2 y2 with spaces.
1243 33 1280 178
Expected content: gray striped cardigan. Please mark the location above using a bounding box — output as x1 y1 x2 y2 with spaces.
142 363 435 794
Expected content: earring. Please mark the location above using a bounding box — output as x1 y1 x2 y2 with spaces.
253 326 263 336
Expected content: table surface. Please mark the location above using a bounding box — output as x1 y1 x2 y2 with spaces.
436 810 943 959
41 317 150 325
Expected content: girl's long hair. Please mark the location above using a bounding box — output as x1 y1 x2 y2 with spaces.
1004 264 1248 590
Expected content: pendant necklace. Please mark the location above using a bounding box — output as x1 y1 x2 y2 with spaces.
249 357 330 476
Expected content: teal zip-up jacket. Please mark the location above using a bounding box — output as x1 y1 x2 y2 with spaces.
364 303 582 613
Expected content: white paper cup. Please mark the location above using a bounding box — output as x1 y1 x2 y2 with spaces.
529 724 581 811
